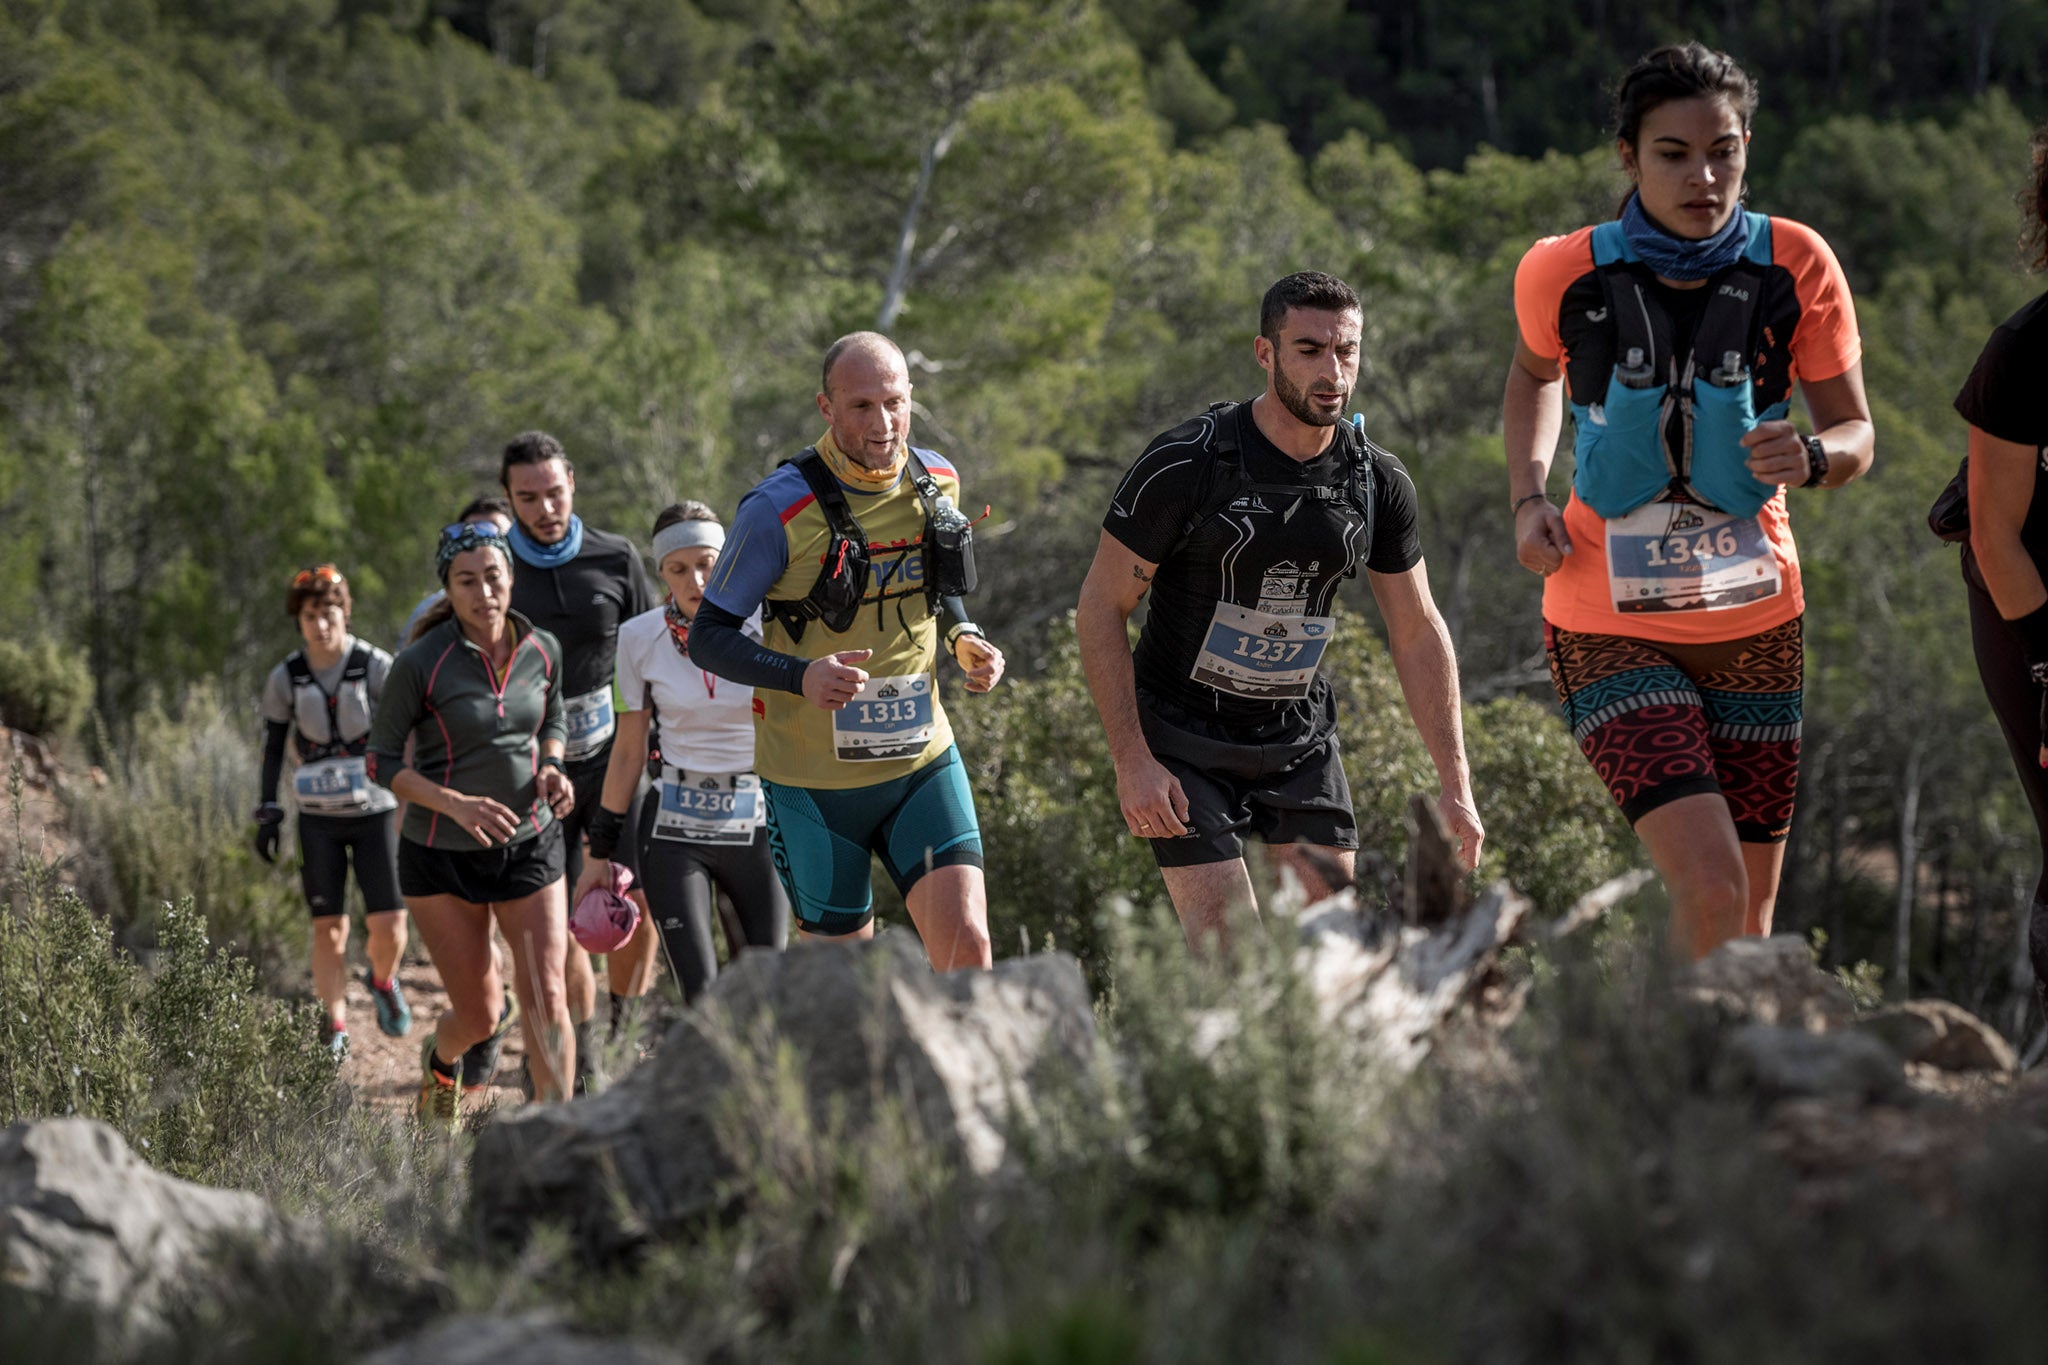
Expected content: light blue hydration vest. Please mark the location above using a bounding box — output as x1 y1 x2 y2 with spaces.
1570 212 1786 520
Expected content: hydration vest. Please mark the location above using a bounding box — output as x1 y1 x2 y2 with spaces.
284 644 373 762
1571 212 1784 520
765 447 978 644
1169 402 1378 570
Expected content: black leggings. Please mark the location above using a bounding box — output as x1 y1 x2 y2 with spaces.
299 811 402 919
1968 578 2048 995
635 801 789 1002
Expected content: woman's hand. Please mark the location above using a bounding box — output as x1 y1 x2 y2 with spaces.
1740 420 1812 486
573 857 609 908
450 792 521 846
1514 498 1573 577
538 766 576 818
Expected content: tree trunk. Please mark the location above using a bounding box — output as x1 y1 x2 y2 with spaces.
876 120 959 334
1891 739 1925 1000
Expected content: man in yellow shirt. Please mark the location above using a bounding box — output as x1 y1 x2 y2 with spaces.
689 333 1003 970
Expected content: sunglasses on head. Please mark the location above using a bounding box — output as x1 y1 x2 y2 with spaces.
292 563 344 588
441 521 507 540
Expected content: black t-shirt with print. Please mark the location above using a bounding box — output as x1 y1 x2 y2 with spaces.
1955 290 2048 579
1103 401 1423 721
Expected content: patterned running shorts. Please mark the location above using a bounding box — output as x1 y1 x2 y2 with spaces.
1544 616 1803 844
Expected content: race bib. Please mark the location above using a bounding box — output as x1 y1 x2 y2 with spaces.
562 687 617 763
653 769 765 845
1605 503 1782 614
1190 603 1335 700
293 756 373 814
832 673 936 761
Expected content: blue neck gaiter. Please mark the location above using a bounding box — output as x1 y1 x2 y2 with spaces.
1620 193 1750 282
508 514 584 570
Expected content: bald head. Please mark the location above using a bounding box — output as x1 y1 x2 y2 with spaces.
820 331 908 398
815 332 914 473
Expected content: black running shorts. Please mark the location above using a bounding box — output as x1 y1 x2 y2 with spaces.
1134 686 1358 868
398 821 565 904
298 810 402 918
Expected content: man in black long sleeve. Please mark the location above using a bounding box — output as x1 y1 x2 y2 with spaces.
501 432 656 1081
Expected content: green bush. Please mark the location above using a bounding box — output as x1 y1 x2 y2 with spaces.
0 880 340 1187
0 636 93 741
66 684 304 974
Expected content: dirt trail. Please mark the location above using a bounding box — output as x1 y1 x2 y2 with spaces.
335 961 533 1115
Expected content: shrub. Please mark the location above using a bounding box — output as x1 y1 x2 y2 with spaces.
0 636 93 741
0 876 341 1188
66 683 304 974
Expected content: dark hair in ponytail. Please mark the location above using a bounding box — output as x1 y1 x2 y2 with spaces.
1613 43 1759 149
409 595 455 644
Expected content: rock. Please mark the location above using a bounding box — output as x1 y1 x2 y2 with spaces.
1681 935 1855 1032
1712 1024 1908 1106
358 1313 686 1365
470 933 1097 1260
1296 880 1531 1074
1858 999 2017 1074
0 1117 278 1337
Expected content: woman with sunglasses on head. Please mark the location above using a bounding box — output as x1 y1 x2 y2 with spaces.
254 564 409 1057
1502 42 1874 960
574 502 790 1003
366 522 578 1121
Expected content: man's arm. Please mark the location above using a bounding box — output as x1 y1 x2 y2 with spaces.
1365 558 1484 870
1076 529 1188 838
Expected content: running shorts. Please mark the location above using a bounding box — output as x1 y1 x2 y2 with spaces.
763 744 983 936
1134 685 1358 868
1544 616 1803 843
298 810 402 918
398 821 566 903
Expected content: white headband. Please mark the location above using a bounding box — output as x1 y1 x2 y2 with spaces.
652 519 724 564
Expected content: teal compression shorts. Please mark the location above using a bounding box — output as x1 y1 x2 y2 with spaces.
763 745 984 936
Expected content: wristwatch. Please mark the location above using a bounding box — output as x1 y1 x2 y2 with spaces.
1801 435 1830 488
539 754 566 773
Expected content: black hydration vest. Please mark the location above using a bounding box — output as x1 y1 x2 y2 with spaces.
1169 401 1377 572
765 448 978 644
284 644 373 763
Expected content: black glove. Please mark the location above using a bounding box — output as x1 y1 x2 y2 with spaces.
253 802 284 863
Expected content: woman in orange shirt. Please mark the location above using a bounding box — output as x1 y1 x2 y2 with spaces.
1502 42 1874 958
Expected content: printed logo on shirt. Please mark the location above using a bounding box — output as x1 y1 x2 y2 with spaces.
1228 495 1272 513
1257 560 1318 616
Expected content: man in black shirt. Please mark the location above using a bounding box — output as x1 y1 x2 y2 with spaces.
1077 271 1484 950
501 432 657 1075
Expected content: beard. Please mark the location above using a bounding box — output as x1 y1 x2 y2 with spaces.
1272 365 1347 428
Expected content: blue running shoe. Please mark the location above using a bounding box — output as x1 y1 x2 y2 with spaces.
363 970 413 1037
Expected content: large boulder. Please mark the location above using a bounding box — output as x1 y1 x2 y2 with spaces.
0 1117 278 1337
1680 935 1856 1032
1857 999 2018 1074
470 933 1097 1259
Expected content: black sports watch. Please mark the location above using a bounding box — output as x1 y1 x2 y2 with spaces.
1800 435 1830 489
539 754 566 773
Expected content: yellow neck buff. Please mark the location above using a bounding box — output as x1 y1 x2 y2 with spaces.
816 429 908 490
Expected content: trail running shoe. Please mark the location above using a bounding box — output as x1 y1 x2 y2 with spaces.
320 1018 349 1061
417 1034 462 1125
364 970 413 1038
460 990 518 1094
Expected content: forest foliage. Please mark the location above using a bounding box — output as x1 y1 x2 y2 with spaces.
3 0 2047 1012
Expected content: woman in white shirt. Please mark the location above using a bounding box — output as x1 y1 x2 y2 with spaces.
576 502 791 1000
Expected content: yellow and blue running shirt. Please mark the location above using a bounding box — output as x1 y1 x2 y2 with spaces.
704 443 962 790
